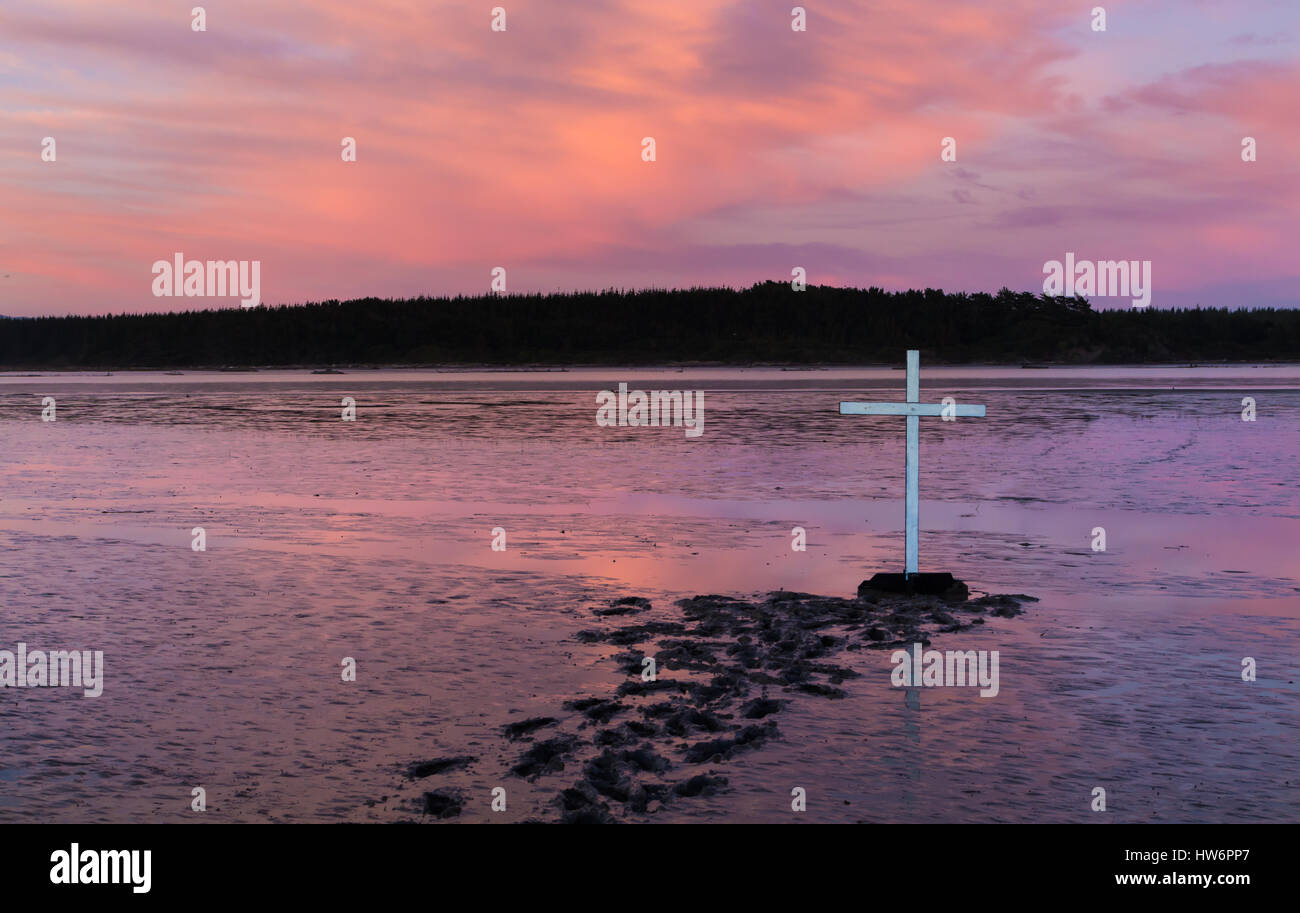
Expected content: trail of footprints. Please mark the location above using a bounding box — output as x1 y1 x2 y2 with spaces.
402 583 1032 822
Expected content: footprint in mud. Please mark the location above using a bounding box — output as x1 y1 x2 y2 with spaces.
407 580 1032 822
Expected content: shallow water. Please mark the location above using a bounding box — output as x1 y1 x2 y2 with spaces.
1 365 1297 822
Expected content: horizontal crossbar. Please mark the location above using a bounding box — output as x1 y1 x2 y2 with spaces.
839 402 986 417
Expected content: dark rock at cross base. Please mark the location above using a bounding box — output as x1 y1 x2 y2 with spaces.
859 573 969 601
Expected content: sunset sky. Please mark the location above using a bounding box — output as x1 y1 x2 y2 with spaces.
1 0 1297 316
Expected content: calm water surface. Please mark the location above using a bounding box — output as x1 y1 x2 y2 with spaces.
1 365 1297 822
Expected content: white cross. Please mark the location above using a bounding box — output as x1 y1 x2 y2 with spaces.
839 350 986 577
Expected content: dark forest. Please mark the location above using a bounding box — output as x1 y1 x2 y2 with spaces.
2 283 1296 368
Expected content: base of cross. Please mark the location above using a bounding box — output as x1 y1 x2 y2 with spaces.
859 572 969 600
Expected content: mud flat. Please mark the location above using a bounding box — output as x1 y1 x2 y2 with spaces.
405 579 1033 823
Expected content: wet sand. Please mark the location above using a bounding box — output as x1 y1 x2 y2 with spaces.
0 366 1297 822
406 584 1033 823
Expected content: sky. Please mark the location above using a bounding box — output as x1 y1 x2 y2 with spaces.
1 0 1297 316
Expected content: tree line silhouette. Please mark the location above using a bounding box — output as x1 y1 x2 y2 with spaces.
2 283 1297 368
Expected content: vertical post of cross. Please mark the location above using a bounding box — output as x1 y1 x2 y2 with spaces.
904 349 919 577
840 349 986 588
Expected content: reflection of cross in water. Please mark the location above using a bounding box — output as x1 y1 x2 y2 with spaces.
904 687 920 769
840 350 986 577
894 686 925 816
899 686 922 811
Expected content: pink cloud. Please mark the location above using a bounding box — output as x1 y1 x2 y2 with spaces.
0 0 1295 315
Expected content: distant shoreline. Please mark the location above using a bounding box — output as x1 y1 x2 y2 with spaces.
4 283 1298 368
5 359 1300 374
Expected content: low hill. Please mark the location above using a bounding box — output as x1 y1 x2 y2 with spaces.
2 283 1297 368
